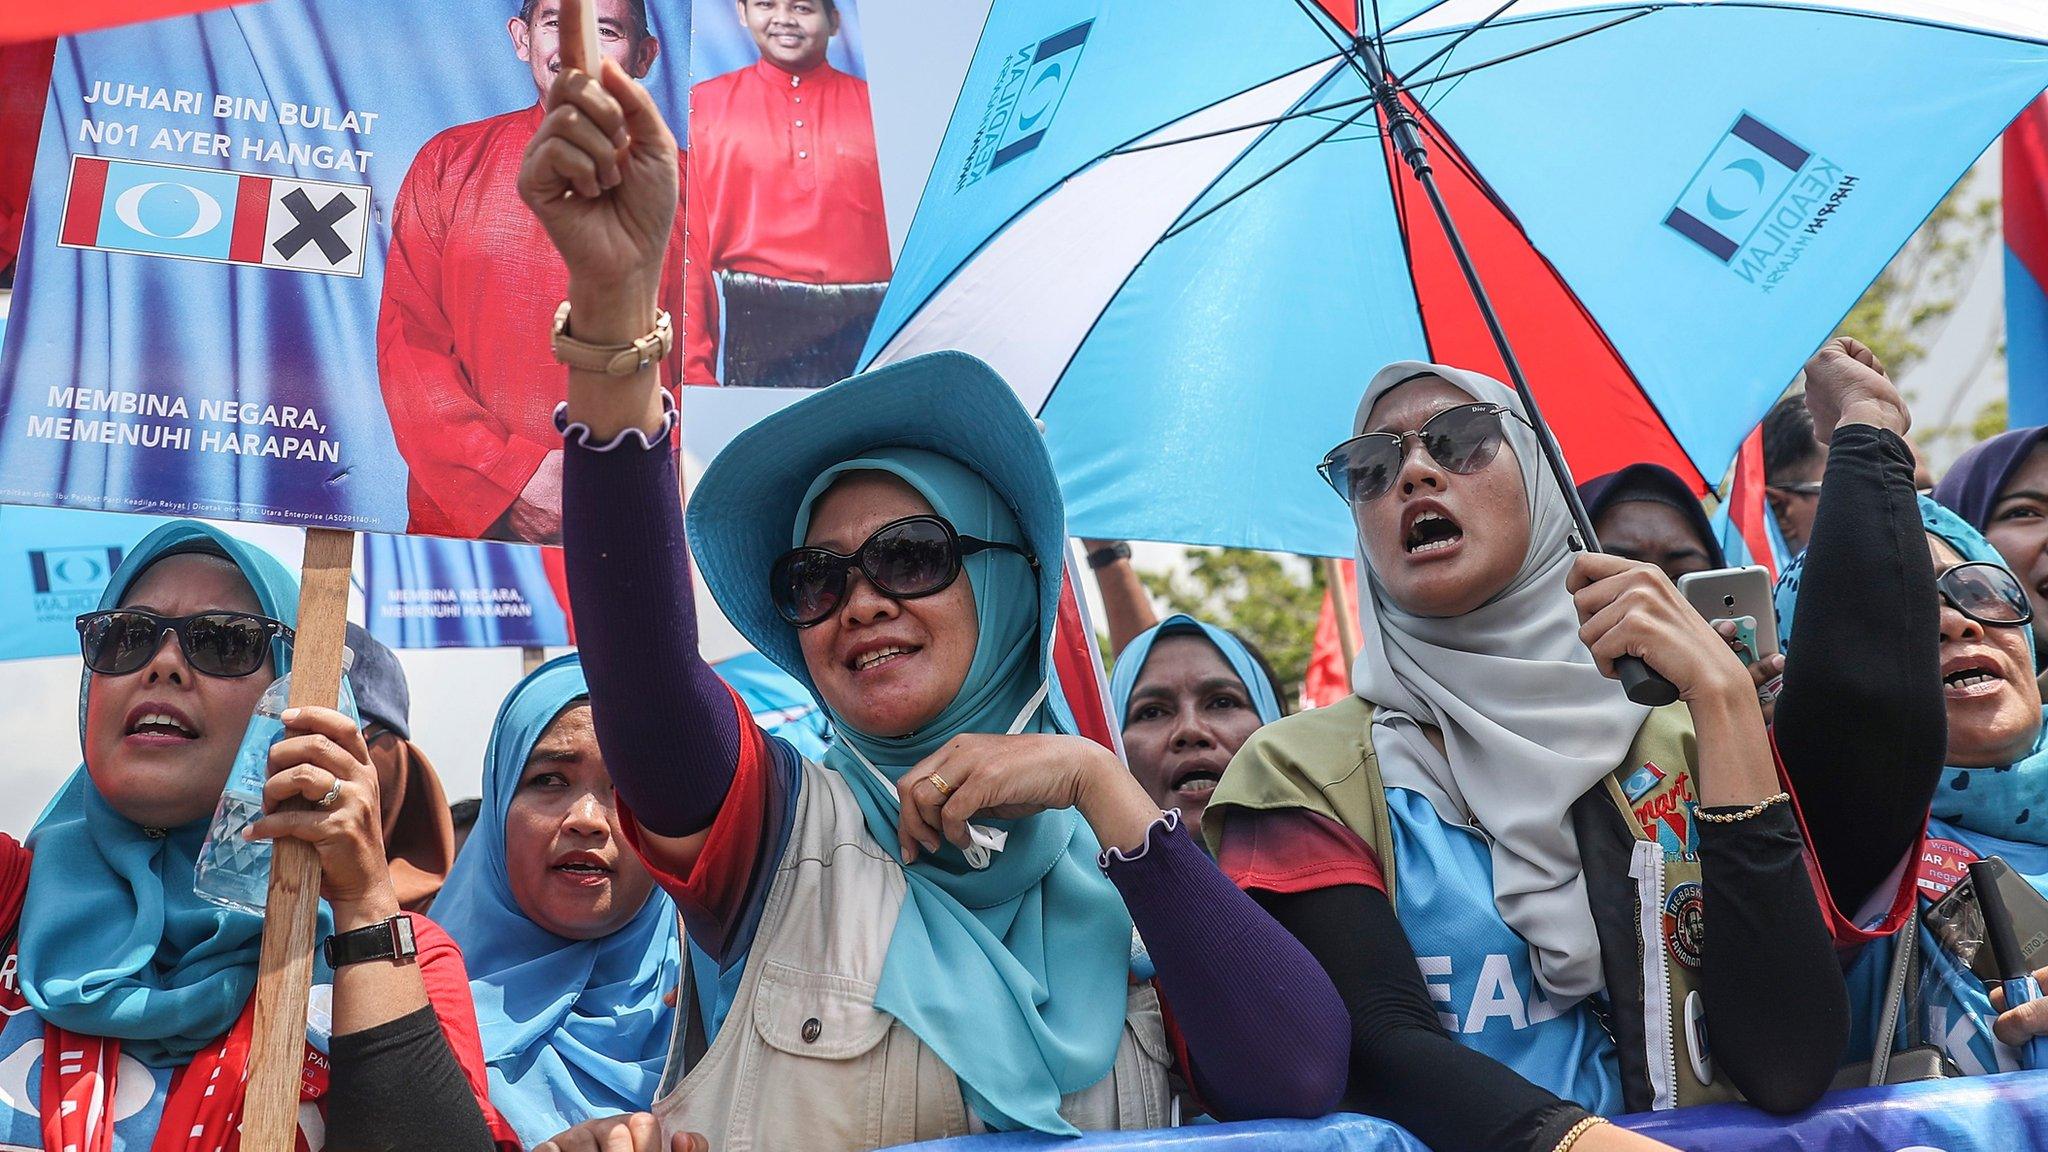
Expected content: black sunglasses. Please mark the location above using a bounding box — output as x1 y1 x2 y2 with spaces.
76 609 290 678
770 514 1037 628
1318 402 1526 504
1937 561 2033 629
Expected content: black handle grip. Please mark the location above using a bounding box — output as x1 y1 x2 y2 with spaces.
1617 656 1679 707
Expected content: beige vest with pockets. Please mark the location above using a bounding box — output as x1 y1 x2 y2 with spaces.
652 757 1173 1152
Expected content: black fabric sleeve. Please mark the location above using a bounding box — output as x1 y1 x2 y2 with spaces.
561 423 744 838
1252 885 1589 1152
1693 802 1850 1113
325 1006 497 1152
1773 424 1945 914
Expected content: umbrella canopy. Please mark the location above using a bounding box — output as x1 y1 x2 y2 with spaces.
864 0 2048 557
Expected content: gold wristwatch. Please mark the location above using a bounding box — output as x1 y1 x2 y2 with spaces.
551 300 673 375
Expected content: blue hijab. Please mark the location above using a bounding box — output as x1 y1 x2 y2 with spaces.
786 448 1132 1136
1109 614 1284 730
19 521 331 1067
432 655 680 1147
1777 496 2048 841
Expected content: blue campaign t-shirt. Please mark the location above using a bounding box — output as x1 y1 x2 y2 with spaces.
1385 787 1626 1114
1846 818 2048 1077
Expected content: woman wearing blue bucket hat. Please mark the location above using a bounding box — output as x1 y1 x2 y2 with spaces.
517 61 1347 1152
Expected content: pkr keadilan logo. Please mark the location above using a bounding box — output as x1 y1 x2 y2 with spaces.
956 19 1092 190
1664 113 1857 293
28 544 123 625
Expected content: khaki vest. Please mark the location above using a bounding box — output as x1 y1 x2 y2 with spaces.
653 758 1173 1152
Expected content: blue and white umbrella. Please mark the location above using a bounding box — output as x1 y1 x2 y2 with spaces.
864 0 2048 557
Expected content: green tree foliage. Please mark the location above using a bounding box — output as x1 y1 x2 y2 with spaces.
1836 183 1997 374
1134 548 1326 700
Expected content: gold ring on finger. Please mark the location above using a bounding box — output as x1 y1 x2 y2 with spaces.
926 773 953 798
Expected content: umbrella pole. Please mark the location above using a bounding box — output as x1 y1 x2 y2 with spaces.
1357 39 1678 707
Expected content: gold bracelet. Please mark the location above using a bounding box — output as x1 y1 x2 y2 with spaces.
1695 791 1791 824
1551 1115 1609 1152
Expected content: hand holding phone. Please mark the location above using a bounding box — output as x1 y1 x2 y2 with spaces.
1678 566 1781 664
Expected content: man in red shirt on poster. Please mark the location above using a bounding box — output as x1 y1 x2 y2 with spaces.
688 0 892 389
377 0 689 542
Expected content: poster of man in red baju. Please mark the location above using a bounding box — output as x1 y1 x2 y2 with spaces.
376 0 690 544
688 0 890 389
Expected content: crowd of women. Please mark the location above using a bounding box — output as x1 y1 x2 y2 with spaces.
7 56 2048 1152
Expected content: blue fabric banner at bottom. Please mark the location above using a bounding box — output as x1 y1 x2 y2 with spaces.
888 1070 2048 1151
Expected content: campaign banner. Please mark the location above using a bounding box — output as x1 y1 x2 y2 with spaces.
2008 93 2048 428
0 503 301 660
683 0 879 390
360 535 571 650
0 0 693 543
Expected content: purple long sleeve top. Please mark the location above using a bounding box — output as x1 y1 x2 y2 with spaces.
560 412 1347 1122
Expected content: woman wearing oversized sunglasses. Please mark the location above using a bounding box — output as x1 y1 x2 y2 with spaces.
1206 359 1856 1152
0 522 518 1151
516 62 1345 1152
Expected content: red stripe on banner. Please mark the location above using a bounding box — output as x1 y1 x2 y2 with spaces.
539 546 576 645
228 172 269 264
59 155 108 248
2006 95 2048 294
0 41 56 271
1380 93 1705 493
1301 560 1355 710
0 0 255 45
1728 428 1777 581
1053 565 1118 753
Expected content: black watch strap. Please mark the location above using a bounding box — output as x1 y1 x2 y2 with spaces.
1086 542 1131 569
324 915 418 969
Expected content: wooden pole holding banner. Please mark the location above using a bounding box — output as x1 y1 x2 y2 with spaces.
521 645 546 675
243 527 354 1151
1321 557 1361 668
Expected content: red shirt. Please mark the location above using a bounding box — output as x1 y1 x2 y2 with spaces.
684 59 891 384
377 104 689 538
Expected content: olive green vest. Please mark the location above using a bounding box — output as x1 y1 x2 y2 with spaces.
1206 697 1733 1113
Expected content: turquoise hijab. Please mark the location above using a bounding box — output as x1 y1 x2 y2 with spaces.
19 521 333 1067
432 655 680 1147
1776 496 2048 842
1109 614 1284 730
786 448 1132 1136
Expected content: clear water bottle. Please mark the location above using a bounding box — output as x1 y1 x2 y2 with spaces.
194 650 352 916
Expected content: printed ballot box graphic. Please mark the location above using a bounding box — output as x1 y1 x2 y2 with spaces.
59 155 370 277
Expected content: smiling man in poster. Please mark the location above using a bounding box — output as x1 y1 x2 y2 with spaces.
377 0 689 543
687 0 890 389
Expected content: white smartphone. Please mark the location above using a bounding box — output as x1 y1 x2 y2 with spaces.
1677 565 1780 665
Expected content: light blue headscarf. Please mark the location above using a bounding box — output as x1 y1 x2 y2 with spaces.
786 448 1132 1136
1109 614 1284 730
432 654 679 1147
1776 496 2048 842
20 521 334 1067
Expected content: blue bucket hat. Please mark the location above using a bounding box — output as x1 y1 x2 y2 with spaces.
687 351 1066 693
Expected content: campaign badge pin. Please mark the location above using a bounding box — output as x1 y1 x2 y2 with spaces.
1916 838 1979 899
1664 881 1706 970
1621 760 1667 804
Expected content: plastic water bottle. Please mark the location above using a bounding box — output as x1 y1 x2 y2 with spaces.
194 650 352 916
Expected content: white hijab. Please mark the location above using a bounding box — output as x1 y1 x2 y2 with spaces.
1350 360 1648 1001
